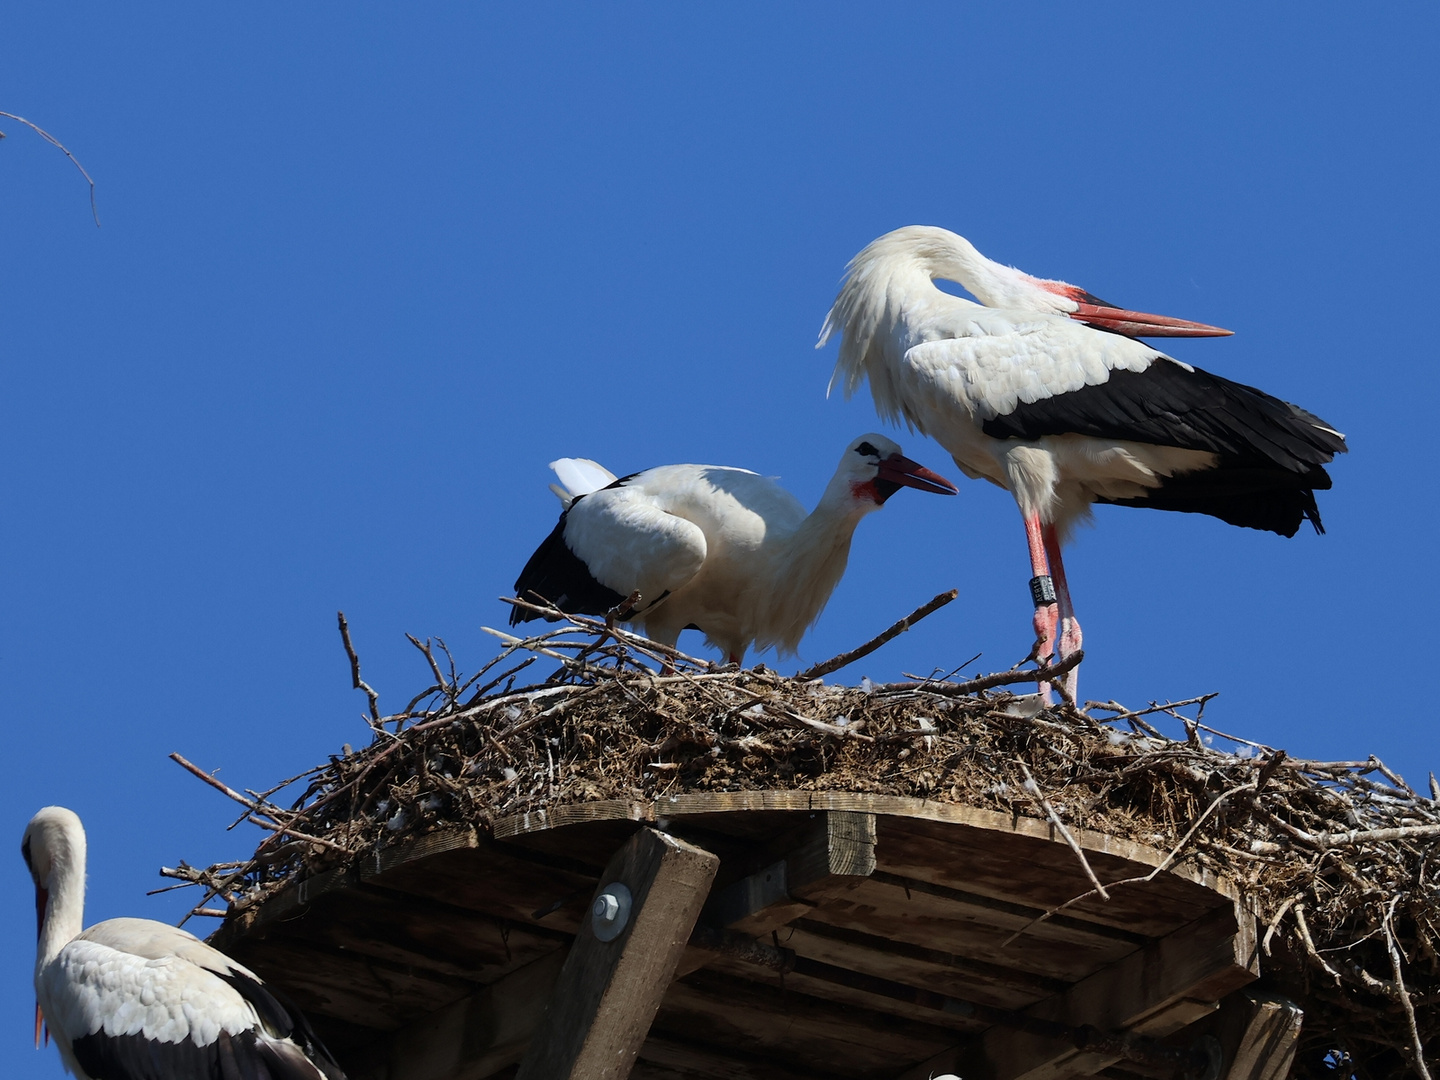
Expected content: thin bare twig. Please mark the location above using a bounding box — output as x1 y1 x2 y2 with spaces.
338 611 381 723
1018 761 1108 900
879 649 1083 697
1386 897 1434 1080
0 111 99 226
798 589 957 680
169 753 280 822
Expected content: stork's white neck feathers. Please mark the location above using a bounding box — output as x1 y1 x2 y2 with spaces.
29 807 86 974
746 470 880 655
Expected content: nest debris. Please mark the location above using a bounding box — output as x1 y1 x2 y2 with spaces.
164 599 1438 1079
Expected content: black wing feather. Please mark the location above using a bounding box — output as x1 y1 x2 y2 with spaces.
510 476 643 624
981 360 1347 536
217 971 347 1080
981 360 1346 468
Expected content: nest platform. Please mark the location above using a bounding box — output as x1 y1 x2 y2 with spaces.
211 790 1270 1080
174 613 1439 1079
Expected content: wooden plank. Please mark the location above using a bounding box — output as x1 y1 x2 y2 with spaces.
694 949 987 1037
900 899 1259 1080
354 950 568 1080
225 936 479 1032
370 843 598 933
1215 991 1303 1080
804 877 1139 983
261 882 567 983
868 871 1144 950
703 811 875 934
493 793 1237 904
635 1034 833 1080
877 816 1225 939
785 919 1066 1008
652 967 957 1079
515 827 720 1080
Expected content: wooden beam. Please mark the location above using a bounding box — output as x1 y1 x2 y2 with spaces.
1215 990 1303 1080
672 810 876 980
636 1034 832 1079
360 950 568 1080
898 898 1258 1080
703 811 875 935
514 827 720 1080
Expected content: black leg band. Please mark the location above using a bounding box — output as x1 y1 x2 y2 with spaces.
1030 575 1057 606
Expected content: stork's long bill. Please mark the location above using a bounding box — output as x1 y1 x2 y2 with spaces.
868 453 959 501
1044 284 1233 338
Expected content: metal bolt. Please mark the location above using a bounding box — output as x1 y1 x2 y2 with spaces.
590 882 633 942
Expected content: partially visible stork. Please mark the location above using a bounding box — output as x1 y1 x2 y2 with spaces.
23 806 347 1080
819 226 1347 698
511 433 957 664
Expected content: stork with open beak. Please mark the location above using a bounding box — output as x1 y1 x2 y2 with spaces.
23 805 347 1080
511 433 958 665
819 226 1346 698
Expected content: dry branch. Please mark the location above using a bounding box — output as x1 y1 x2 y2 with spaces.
798 589 957 679
337 611 381 723
0 110 99 226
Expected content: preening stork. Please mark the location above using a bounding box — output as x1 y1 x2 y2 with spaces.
510 434 957 664
23 806 346 1080
818 226 1347 697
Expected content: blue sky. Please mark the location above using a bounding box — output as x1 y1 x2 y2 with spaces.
3 5 1437 1072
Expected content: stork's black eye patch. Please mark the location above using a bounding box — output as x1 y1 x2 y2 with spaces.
21 836 31 869
855 442 879 457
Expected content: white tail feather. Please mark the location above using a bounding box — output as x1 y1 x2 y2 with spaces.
549 458 618 506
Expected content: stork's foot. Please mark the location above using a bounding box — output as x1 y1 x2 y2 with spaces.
1056 615 1082 702
1030 602 1059 704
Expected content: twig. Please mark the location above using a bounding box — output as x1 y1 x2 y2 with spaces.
878 650 1082 697
0 111 100 226
1145 781 1255 879
244 815 349 855
1307 823 1440 849
1294 902 1344 984
500 597 715 671
170 753 280 822
337 611 381 723
1262 895 1298 957
798 589 957 680
1018 761 1109 900
1386 897 1434 1080
406 634 449 693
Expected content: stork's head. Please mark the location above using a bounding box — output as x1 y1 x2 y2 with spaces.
839 225 1232 339
831 434 957 512
22 807 85 893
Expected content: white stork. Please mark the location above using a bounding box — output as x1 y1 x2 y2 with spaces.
818 226 1347 697
511 433 957 664
23 805 346 1080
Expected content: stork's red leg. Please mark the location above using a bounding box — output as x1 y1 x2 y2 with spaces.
1042 524 1082 700
1024 515 1058 693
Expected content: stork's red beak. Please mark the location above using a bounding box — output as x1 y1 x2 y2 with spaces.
1068 301 1231 338
876 454 958 496
34 885 46 1049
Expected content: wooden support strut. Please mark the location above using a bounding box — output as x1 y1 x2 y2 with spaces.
1213 990 1303 1080
355 813 872 1080
898 897 1259 1080
515 826 720 1080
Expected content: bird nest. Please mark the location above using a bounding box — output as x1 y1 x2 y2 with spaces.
168 598 1438 1079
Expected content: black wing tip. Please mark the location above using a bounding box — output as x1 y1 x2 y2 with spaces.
1098 462 1334 538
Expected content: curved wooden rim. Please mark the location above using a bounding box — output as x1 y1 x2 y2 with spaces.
494 790 1238 901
